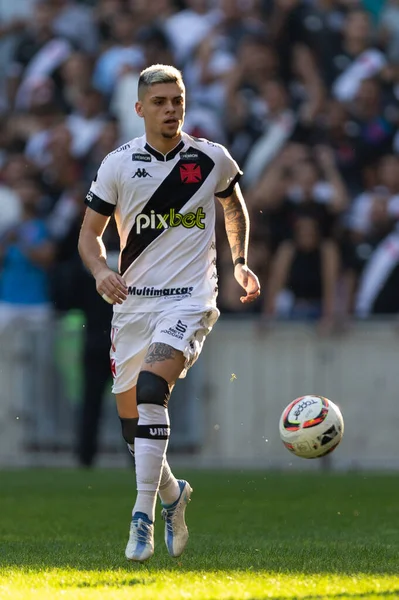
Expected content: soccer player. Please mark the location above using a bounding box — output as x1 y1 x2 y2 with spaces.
78 64 260 562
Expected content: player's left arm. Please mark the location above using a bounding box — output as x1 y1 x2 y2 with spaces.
217 183 260 304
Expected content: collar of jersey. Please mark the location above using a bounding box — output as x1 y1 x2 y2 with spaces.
144 139 185 162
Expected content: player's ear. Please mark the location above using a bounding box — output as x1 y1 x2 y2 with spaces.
135 101 144 118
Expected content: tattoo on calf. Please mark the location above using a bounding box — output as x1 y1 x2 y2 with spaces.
144 343 176 364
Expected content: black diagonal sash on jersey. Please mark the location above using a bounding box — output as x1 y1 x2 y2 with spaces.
120 147 215 275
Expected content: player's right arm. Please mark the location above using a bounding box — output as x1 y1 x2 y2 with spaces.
78 153 128 305
214 143 260 304
217 184 261 304
78 209 127 304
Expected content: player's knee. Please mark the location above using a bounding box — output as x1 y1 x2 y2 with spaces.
120 417 138 444
137 371 171 408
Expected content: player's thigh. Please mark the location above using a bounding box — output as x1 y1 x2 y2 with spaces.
141 341 185 386
140 307 219 386
111 313 152 414
116 386 137 419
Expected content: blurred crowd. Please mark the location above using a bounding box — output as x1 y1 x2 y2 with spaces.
1 0 399 327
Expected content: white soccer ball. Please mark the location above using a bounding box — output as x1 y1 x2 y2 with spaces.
279 395 344 459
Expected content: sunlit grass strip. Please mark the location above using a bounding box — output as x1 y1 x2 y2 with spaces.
1 570 399 600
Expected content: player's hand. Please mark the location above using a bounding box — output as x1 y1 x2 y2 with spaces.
95 267 128 305
234 264 261 304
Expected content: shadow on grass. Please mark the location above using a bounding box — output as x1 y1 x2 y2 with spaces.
75 576 155 588
1 539 398 576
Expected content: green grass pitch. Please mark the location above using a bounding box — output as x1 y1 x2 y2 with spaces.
0 468 398 599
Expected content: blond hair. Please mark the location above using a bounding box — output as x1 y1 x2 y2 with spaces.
138 64 184 100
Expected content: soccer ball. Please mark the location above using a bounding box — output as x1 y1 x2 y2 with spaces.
279 395 344 459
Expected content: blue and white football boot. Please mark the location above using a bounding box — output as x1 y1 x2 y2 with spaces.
161 479 193 558
125 512 154 562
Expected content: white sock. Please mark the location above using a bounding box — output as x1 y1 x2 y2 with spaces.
127 443 135 459
133 404 169 522
158 459 181 506
127 442 180 507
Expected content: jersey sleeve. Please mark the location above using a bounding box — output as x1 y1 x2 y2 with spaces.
214 145 243 198
85 153 118 216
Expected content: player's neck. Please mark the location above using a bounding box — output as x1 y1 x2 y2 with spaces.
145 133 183 156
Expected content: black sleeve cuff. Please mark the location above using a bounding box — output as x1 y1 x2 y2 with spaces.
85 191 115 216
215 171 243 198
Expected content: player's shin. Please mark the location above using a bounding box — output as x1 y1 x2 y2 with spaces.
120 417 138 459
133 371 172 522
134 405 169 522
159 458 181 505
120 411 180 504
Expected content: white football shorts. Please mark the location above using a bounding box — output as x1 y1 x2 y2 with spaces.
110 306 219 394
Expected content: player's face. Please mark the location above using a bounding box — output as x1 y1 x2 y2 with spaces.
136 82 185 140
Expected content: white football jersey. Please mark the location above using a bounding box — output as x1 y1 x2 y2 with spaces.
85 131 242 313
